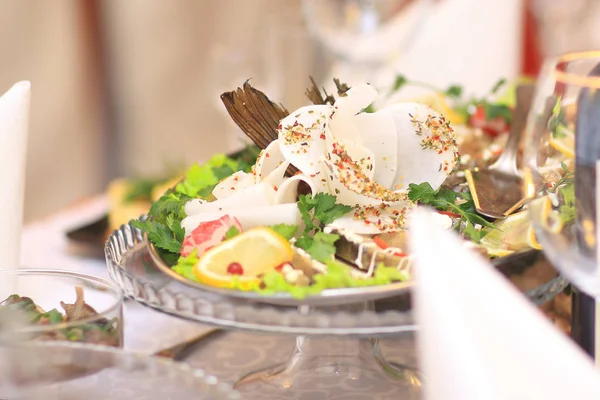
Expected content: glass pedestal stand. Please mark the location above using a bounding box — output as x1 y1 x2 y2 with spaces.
234 303 423 399
106 222 568 399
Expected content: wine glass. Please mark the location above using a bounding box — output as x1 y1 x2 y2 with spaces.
301 0 434 85
522 51 600 362
207 24 284 153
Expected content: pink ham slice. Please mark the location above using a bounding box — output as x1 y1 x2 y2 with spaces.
181 215 243 257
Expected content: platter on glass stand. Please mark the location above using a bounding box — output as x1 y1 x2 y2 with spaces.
105 221 567 399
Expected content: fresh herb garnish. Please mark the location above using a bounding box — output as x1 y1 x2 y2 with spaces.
294 193 352 263
171 250 199 281
298 193 353 230
454 78 513 125
462 221 488 243
268 224 298 241
256 261 408 299
551 162 574 193
41 309 63 324
558 183 575 224
548 97 575 140
132 151 258 259
408 182 496 242
224 226 241 240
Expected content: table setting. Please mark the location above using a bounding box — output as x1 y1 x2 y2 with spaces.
6 2 600 399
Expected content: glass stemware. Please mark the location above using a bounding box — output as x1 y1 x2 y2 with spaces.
301 0 434 85
522 51 600 362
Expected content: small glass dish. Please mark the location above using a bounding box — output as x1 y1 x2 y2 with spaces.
0 269 123 347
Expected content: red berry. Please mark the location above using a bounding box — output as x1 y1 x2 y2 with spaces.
274 263 286 272
227 262 244 275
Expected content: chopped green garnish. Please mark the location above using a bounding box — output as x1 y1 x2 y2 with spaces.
42 309 63 324
558 183 575 224
408 182 496 235
489 78 507 95
483 102 512 124
445 85 463 98
295 231 340 264
295 193 352 262
224 226 240 240
298 193 353 231
389 75 408 94
548 96 564 134
256 262 408 299
132 149 260 260
267 224 298 241
462 221 488 243
171 250 199 281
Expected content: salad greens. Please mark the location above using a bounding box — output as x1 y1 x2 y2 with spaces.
132 145 260 265
170 193 352 282
407 182 496 243
256 261 407 299
295 193 353 263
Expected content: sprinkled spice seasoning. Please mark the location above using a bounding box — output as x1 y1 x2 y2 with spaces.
410 111 460 175
330 142 407 203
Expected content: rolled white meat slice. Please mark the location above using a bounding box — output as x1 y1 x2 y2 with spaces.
275 173 321 205
352 109 399 189
328 84 378 145
383 102 459 192
212 171 256 200
185 182 276 217
278 105 331 177
254 139 287 181
334 84 378 116
327 206 411 234
182 203 302 234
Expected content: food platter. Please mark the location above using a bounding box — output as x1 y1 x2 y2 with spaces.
147 233 561 307
147 240 413 307
99 77 572 314
105 220 567 337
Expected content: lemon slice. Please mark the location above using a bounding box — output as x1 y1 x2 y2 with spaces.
549 125 575 158
193 227 293 289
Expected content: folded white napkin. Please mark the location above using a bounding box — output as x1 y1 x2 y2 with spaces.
409 208 600 400
0 82 31 270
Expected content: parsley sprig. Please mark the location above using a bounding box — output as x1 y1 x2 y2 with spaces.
407 182 496 242
131 147 259 265
294 193 353 263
